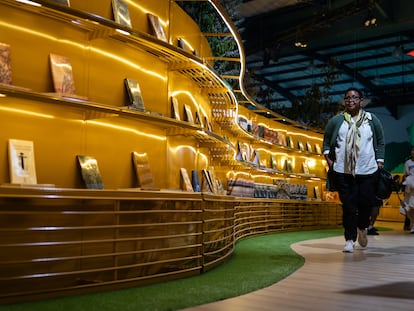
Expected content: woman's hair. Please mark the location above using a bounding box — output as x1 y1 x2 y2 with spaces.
344 87 363 98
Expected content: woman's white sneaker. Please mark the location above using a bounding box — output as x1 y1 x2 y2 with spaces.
343 240 355 253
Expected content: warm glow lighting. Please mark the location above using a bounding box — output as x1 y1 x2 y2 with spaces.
16 0 41 6
87 121 166 141
407 50 414 57
307 158 316 168
250 174 273 180
169 145 209 164
171 90 199 108
0 106 54 119
0 21 166 81
226 171 250 179
286 131 323 141
115 28 130 36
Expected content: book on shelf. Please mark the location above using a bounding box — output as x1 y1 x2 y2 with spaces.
124 78 145 112
76 155 104 189
314 143 322 154
51 0 70 6
131 152 158 190
204 116 213 132
112 0 132 28
314 186 321 200
191 170 201 192
180 168 194 192
194 111 204 127
183 104 194 124
270 154 277 170
171 97 180 120
297 140 305 151
302 161 310 174
251 149 260 166
177 38 196 55
285 158 293 173
306 141 313 153
0 42 12 85
286 136 294 148
8 139 37 185
201 169 214 193
209 167 220 193
49 53 76 95
147 13 167 42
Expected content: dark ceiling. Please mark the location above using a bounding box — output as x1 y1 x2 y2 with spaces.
238 0 414 120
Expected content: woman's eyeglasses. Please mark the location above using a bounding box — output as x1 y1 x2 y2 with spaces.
344 95 360 101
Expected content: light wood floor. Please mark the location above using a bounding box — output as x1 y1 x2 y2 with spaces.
182 221 414 311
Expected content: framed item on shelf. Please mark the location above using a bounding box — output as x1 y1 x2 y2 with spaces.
76 155 104 189
194 111 204 127
180 168 194 192
191 170 201 192
315 143 322 154
302 161 310 174
204 116 213 132
147 13 167 42
124 78 145 111
314 186 321 200
297 140 305 151
285 158 293 173
286 136 294 148
201 169 214 193
251 149 260 166
8 139 37 184
131 152 157 190
177 38 195 55
51 0 70 6
49 53 76 95
171 97 180 120
208 167 219 193
270 154 277 169
183 104 194 124
0 42 12 85
112 0 132 28
306 141 313 153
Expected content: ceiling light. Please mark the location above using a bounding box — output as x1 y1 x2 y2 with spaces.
363 14 377 27
294 41 307 48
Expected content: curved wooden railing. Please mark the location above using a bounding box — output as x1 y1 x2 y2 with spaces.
0 186 341 304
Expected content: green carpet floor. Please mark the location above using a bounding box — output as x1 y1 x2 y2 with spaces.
1 228 343 311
